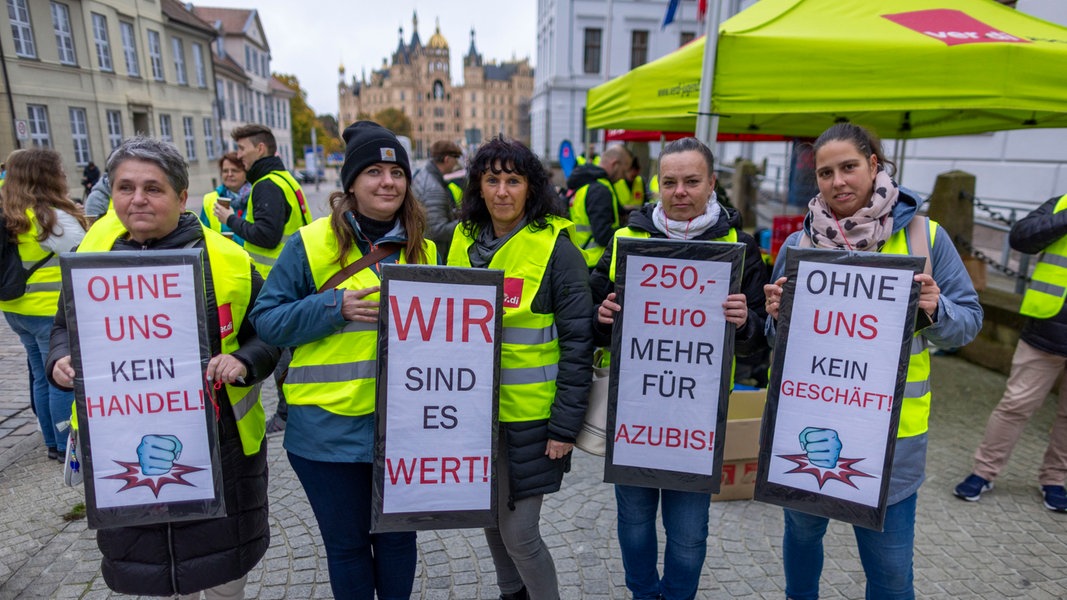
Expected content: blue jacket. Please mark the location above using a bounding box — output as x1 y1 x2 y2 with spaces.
768 190 983 504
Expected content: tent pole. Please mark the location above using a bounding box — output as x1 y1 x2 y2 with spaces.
695 0 725 155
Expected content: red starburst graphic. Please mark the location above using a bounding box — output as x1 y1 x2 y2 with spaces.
777 454 875 489
102 461 205 498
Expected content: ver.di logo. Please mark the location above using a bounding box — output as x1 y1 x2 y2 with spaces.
103 434 204 497
776 427 875 489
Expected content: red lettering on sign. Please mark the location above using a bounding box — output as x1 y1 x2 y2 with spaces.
385 456 490 484
389 296 494 343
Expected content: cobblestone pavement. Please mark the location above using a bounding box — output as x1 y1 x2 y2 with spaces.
2 189 1065 599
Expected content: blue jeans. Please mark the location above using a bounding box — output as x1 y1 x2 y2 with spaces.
615 484 711 600
5 312 71 451
288 453 416 600
783 493 917 600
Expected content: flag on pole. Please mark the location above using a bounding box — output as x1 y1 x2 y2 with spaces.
662 0 681 29
697 0 708 23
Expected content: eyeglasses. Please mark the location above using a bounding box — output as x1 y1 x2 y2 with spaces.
221 169 243 175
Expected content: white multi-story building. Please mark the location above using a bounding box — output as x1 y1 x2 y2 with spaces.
190 5 294 169
532 0 722 161
0 0 221 195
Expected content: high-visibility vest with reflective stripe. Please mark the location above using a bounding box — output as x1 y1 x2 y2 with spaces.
569 179 619 268
244 171 313 277
879 218 938 438
0 210 61 316
77 219 265 455
284 217 438 416
606 227 739 383
202 191 224 232
448 216 572 422
1020 194 1067 319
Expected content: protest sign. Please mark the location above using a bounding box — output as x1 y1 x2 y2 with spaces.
755 249 924 531
61 250 223 530
604 238 744 493
372 265 502 532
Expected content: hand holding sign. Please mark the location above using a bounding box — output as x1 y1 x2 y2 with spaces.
764 276 787 320
597 292 620 325
206 353 248 385
137 435 183 475
798 427 842 468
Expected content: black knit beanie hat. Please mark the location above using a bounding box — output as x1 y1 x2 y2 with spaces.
339 121 411 192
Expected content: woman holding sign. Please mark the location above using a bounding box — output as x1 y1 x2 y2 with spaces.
591 137 767 600
448 136 593 600
249 121 436 600
0 148 87 462
763 123 982 599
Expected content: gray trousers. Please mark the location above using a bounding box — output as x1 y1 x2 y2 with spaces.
484 448 560 600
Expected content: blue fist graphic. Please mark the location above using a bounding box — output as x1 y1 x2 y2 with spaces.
137 435 183 475
799 427 842 468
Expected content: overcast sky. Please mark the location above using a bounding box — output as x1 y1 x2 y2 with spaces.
194 0 537 118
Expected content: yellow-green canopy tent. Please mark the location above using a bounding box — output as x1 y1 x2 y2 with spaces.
586 0 1067 139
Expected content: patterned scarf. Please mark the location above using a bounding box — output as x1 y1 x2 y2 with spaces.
807 167 899 252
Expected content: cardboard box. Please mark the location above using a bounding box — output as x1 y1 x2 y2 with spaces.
712 389 767 501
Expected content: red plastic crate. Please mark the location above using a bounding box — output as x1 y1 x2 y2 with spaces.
771 215 805 261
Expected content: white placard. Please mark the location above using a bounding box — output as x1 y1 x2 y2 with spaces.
613 255 731 475
767 260 913 506
382 280 496 514
72 265 215 508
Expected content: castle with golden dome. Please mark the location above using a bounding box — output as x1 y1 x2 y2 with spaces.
338 12 533 158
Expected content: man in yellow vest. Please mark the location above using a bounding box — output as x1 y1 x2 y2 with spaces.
411 139 463 254
955 195 1067 512
566 144 631 268
47 136 278 597
217 124 312 277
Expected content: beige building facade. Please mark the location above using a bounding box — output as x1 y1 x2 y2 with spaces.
338 13 533 159
1 0 221 197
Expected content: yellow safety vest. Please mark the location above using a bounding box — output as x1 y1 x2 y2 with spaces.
201 191 224 233
244 171 313 277
448 216 572 422
448 181 463 207
873 218 938 438
649 174 659 201
569 179 619 268
0 209 61 316
1020 193 1067 319
76 218 265 455
615 176 645 209
284 217 438 416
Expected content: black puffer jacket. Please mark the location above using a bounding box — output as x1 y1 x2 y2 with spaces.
466 229 594 503
590 203 768 356
47 214 279 596
1011 195 1067 357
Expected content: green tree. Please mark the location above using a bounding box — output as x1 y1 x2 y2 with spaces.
372 108 412 139
274 73 339 158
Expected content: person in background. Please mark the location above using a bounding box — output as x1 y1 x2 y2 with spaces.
448 136 593 600
249 122 436 600
200 151 251 245
83 174 111 221
954 196 1067 512
764 123 982 599
566 144 631 269
412 139 464 253
0 148 87 462
80 161 101 201
592 137 767 600
615 154 647 218
48 136 277 598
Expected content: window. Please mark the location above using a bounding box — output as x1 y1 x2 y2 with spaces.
203 118 215 160
8 0 36 58
680 31 696 47
265 95 273 127
630 30 649 69
69 107 90 165
261 54 268 78
226 81 236 120
583 28 602 74
120 22 139 77
147 29 164 80
215 79 225 119
106 110 123 150
27 105 51 148
244 45 251 71
279 99 287 128
256 92 263 123
172 37 186 84
91 13 113 72
159 113 172 142
51 2 76 65
183 116 196 160
238 87 246 121
192 43 205 87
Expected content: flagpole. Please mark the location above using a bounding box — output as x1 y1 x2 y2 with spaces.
695 0 724 154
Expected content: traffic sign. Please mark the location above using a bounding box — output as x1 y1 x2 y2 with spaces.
14 119 29 141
